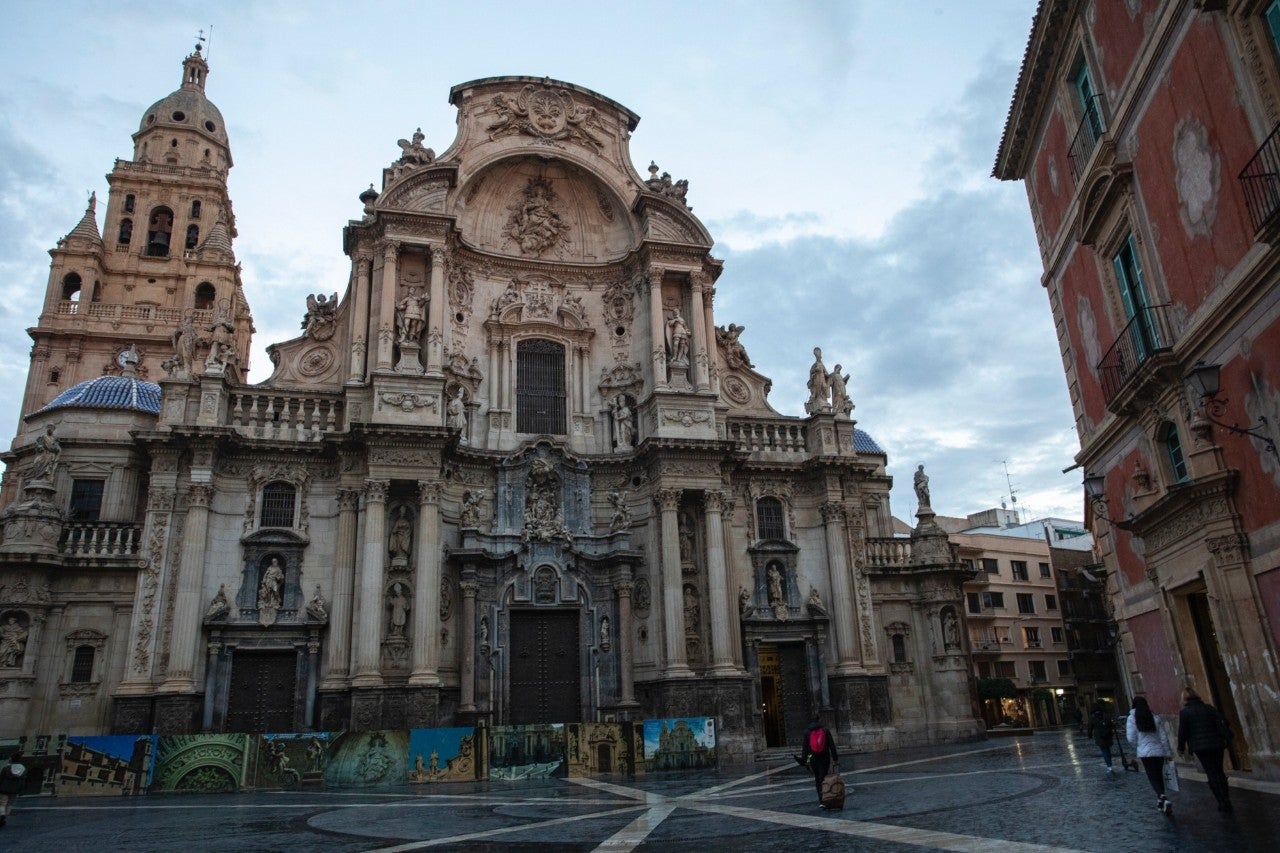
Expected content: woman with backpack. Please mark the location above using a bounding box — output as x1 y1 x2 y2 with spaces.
0 750 27 827
1126 696 1174 816
1177 687 1233 813
1087 700 1115 775
801 714 840 809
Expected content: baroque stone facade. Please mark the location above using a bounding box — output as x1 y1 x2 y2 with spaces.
0 49 981 759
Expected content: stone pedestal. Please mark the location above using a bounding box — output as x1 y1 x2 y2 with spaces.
0 481 64 558
153 693 202 734
395 341 424 375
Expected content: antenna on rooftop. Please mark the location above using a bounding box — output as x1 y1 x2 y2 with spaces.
1001 460 1020 525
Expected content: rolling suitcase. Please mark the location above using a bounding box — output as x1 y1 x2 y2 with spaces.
820 768 846 810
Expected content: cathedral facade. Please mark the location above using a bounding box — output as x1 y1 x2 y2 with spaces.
0 48 981 761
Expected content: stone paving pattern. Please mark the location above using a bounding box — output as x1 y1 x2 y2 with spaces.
4 732 1277 851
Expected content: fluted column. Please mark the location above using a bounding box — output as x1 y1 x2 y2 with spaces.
426 245 446 375
410 481 442 684
647 267 667 388
324 488 361 685
689 274 709 391
375 243 398 372
615 578 637 705
459 579 479 712
656 488 690 675
700 276 719 396
161 482 213 692
823 501 862 672
704 490 735 674
353 479 389 686
349 253 372 382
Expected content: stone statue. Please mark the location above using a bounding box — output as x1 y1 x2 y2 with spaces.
914 464 931 509
715 323 753 369
739 586 753 617
505 178 569 256
205 306 236 370
678 513 695 564
599 615 611 651
302 292 338 341
665 308 690 365
611 395 634 449
204 584 230 621
460 489 483 528
683 585 700 632
171 311 198 375
447 387 468 440
306 585 329 621
479 616 490 646
943 608 960 650
805 347 831 414
387 582 410 637
828 364 852 416
257 558 284 611
389 506 412 564
807 586 827 615
608 490 631 532
27 423 61 483
395 287 427 343
0 616 29 667
767 564 785 606
396 128 435 165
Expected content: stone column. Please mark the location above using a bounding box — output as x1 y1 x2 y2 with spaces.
410 481 443 685
160 482 213 692
647 267 667 388
822 501 861 673
375 243 398 372
699 275 719 396
305 638 320 728
349 253 372 382
118 485 177 690
615 578 637 705
352 479 388 686
323 488 360 685
656 488 690 675
459 579 479 712
689 274 709 391
426 245 446 375
488 340 500 410
202 640 221 729
704 490 735 674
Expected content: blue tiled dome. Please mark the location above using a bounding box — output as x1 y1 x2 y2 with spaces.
854 428 884 454
38 375 162 416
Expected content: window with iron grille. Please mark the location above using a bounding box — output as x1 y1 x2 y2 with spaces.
1029 660 1048 682
891 635 907 663
1023 627 1041 648
756 497 785 540
1039 562 1052 578
1045 594 1058 611
69 479 105 522
1011 560 1029 581
1017 593 1035 614
981 558 999 574
70 645 96 682
516 339 566 435
260 481 297 528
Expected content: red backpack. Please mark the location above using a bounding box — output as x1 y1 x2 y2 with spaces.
808 727 826 754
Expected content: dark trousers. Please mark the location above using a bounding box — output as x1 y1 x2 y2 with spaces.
810 753 831 801
1139 756 1165 797
1194 748 1231 806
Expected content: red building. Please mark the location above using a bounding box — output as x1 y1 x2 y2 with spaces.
995 0 1280 780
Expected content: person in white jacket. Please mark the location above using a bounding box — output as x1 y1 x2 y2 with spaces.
1127 696 1174 816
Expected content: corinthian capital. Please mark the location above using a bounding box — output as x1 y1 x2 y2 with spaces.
655 488 682 512
820 501 846 524
704 489 727 513
417 480 442 505
364 479 390 503
187 483 214 508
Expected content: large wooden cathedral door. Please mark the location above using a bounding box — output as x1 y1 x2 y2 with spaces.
225 650 298 733
778 643 811 747
509 610 581 724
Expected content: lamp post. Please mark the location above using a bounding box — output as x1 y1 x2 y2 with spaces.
1186 360 1279 459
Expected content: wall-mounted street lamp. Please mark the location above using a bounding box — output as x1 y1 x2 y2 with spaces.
1082 473 1130 526
1187 361 1279 460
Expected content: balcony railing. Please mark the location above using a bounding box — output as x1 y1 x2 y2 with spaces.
1068 95 1108 181
1240 121 1280 233
726 419 806 454
61 522 142 558
55 301 214 328
1097 303 1176 405
865 537 911 568
228 391 344 441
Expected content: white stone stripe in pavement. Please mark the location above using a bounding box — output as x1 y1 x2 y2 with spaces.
364 803 647 851
589 804 676 852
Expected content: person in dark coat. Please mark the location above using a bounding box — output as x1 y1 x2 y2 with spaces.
801 714 840 809
0 751 27 827
1086 700 1115 775
1177 687 1233 812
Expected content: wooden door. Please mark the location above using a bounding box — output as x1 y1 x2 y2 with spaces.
225 650 298 733
509 610 580 724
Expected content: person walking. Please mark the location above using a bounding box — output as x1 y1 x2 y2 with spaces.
1087 700 1116 775
0 751 27 827
801 714 840 809
1126 696 1174 816
1177 687 1233 813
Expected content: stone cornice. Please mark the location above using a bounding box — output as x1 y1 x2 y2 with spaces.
1121 469 1240 554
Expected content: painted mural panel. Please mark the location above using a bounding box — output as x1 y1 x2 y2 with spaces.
151 734 249 793
643 717 716 771
59 735 155 796
0 734 64 796
407 727 478 783
565 722 643 777
323 730 409 788
489 724 566 780
249 732 335 790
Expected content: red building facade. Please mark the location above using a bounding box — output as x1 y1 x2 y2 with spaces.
996 0 1280 780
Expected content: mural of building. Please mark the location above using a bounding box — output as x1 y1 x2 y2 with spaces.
995 0 1280 779
0 46 983 761
59 735 155 796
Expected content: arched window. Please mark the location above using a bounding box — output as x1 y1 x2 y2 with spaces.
124 193 135 213
61 272 82 301
194 282 216 310
118 218 133 245
516 339 566 434
146 206 174 257
1163 422 1189 484
260 481 297 528
185 224 199 250
190 199 201 219
892 634 908 664
756 497 785 540
70 645 96 683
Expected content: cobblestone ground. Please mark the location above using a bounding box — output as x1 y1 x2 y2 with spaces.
4 731 1276 852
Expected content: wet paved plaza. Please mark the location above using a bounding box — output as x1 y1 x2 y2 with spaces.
6 731 1277 851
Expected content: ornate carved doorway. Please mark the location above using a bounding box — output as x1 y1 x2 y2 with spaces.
509 609 580 724
225 650 298 733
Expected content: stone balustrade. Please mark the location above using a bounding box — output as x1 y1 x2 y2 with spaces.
228 391 343 440
726 419 806 454
865 537 912 569
61 522 142 558
55 301 213 327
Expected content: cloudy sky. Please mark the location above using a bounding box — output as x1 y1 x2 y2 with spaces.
0 1 1083 525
